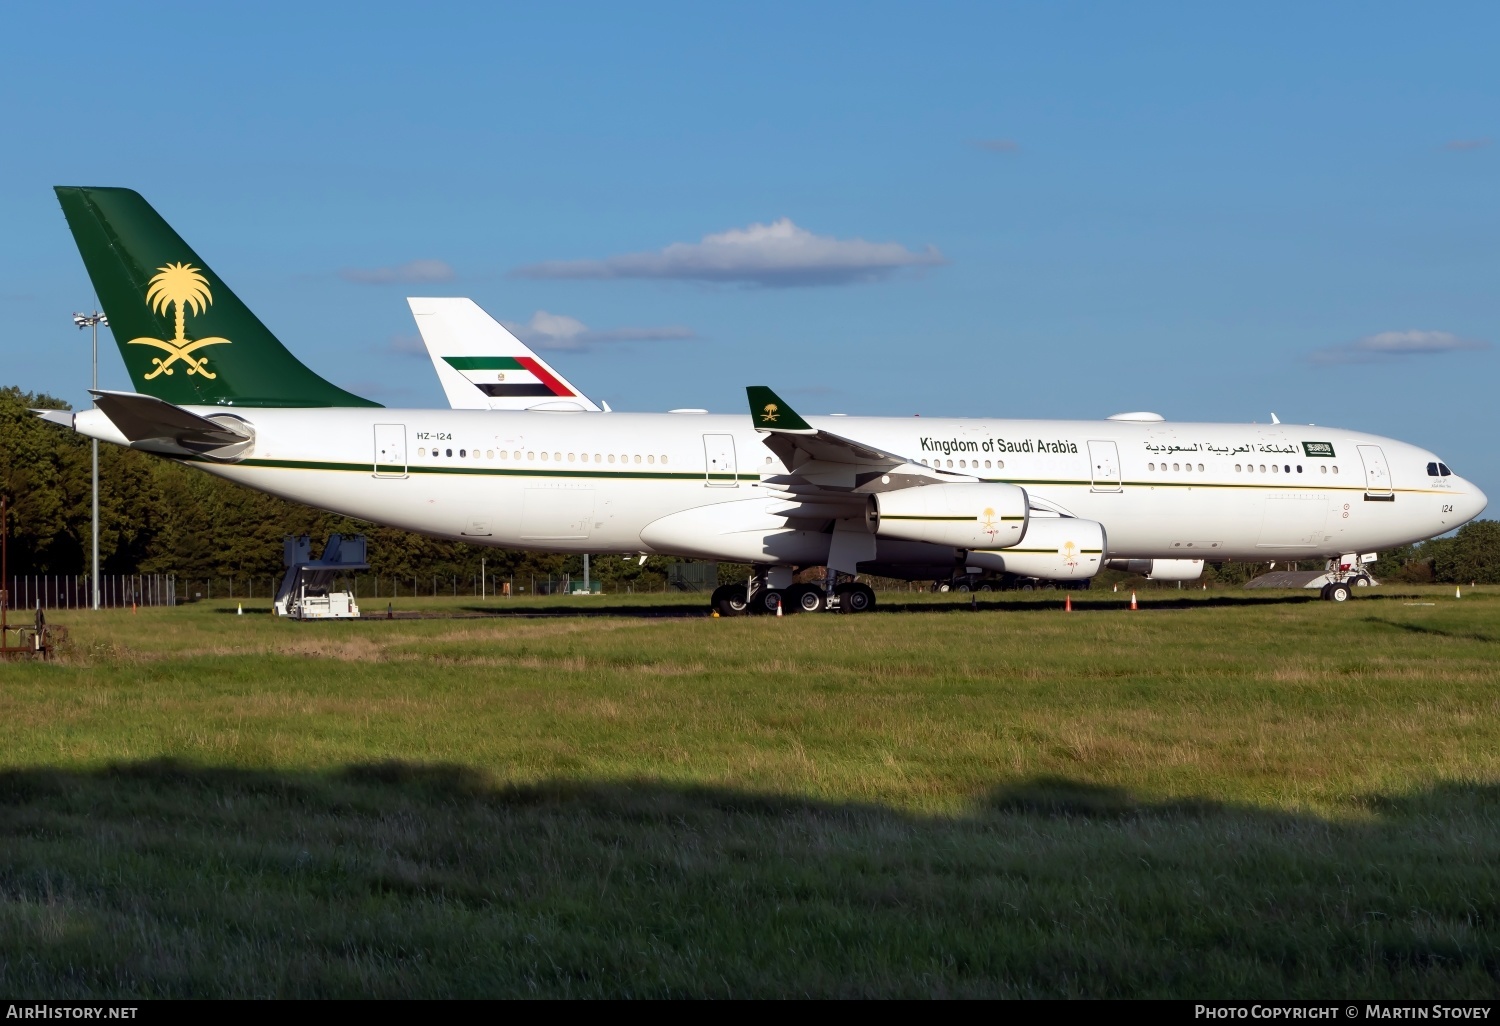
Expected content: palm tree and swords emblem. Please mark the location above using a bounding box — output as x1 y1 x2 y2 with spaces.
128 263 231 379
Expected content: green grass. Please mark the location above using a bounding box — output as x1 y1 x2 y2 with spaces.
1 587 1497 997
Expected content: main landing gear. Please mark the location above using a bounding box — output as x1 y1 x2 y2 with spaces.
710 568 875 616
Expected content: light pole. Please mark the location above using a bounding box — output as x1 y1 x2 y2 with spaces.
72 311 107 610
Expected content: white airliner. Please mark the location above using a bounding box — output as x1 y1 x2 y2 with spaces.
38 187 1488 615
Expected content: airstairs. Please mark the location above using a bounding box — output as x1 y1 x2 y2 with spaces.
273 534 369 620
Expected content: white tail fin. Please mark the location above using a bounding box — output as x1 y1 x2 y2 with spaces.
407 298 602 412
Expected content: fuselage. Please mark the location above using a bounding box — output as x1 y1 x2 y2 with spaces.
76 406 1487 566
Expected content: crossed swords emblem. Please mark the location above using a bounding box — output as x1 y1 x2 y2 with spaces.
127 262 231 380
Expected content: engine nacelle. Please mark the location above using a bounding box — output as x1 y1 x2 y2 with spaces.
966 517 1105 580
871 483 1028 550
1105 557 1205 582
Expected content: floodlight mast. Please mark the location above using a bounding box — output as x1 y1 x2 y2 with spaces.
73 311 107 611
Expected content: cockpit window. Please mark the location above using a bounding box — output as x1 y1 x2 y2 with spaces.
1439 463 1452 477
1427 462 1439 477
1430 461 1454 477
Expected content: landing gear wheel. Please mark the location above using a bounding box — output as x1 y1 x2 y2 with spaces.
712 584 748 617
837 582 876 614
954 582 971 593
977 583 994 593
785 583 825 614
1324 582 1352 603
754 588 787 615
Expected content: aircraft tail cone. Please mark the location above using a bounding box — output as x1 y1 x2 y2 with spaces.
1065 594 1072 613
1130 591 1137 611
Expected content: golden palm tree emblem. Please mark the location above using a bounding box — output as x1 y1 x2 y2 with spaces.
761 403 779 423
128 263 231 379
980 506 998 540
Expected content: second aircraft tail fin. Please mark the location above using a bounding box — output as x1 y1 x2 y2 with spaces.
407 298 601 412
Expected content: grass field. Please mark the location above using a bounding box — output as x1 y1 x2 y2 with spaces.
1 587 1497 997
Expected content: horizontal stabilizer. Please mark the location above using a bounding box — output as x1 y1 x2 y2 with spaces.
89 389 254 459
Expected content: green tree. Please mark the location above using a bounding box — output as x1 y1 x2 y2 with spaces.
1432 521 1500 584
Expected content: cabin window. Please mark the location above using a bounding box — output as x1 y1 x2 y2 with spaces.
1320 465 1326 474
445 449 453 457
984 460 991 469
608 454 616 463
486 450 493 459
634 455 642 464
418 448 426 457
1148 463 1155 471
946 460 954 468
1332 466 1339 474
1270 464 1278 473
527 451 535 460
996 460 1004 470
647 455 656 464
1295 465 1301 473
1172 463 1179 471
540 452 548 461
662 455 669 464
594 454 602 463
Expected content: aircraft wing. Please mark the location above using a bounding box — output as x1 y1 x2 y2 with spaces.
408 298 602 412
746 385 968 516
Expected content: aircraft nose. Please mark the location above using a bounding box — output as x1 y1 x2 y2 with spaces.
1462 481 1489 522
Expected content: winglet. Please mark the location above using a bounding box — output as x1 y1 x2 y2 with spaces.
746 386 813 433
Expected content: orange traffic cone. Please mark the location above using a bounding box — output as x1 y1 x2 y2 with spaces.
1064 594 1072 612
775 597 783 617
1129 591 1138 611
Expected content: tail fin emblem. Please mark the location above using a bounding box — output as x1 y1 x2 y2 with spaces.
761 403 779 423
128 263 232 379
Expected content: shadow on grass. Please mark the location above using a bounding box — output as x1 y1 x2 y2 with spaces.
395 592 1327 620
1 760 1497 998
1361 616 1499 644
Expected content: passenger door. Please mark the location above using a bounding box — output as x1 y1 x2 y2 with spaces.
703 434 738 487
1357 444 1394 501
373 424 407 479
1087 440 1122 492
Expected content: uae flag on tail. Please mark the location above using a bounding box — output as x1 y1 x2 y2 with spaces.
442 356 578 398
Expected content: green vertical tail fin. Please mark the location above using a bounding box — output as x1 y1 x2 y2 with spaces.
54 187 379 408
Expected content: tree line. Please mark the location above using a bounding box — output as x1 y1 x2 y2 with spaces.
3 385 1496 586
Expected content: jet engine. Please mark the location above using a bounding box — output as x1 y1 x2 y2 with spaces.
1105 558 1205 581
965 517 1105 580
871 483 1028 550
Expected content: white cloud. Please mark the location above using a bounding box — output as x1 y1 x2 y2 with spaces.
341 259 455 285
1311 330 1490 365
512 218 946 287
501 310 696 351
973 138 1021 153
1444 138 1491 152
384 333 427 357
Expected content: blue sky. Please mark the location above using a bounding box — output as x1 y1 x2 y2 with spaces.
3 1 1497 498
